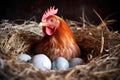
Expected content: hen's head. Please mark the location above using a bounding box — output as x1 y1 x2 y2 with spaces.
39 6 60 36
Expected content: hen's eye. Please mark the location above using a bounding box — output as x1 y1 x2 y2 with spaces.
50 19 54 22
49 18 56 22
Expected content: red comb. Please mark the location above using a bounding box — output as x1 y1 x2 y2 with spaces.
42 6 58 21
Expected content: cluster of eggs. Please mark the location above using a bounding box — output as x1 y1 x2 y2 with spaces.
17 53 83 71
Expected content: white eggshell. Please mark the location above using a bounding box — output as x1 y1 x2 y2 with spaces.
32 54 51 71
69 58 83 67
17 53 31 62
52 57 69 70
0 58 4 69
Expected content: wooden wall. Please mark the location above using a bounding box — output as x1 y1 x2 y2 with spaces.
0 0 119 30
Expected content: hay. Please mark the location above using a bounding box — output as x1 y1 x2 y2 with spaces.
0 19 120 80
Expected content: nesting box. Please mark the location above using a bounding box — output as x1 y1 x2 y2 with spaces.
0 19 120 80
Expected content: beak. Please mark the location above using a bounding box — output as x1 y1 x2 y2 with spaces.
38 22 46 27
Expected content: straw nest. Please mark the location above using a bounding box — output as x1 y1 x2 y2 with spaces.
0 18 120 80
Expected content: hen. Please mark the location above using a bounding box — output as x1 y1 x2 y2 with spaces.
35 6 80 61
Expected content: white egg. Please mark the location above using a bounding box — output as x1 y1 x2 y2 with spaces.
69 58 83 67
17 53 31 62
52 57 69 70
0 58 4 69
32 54 51 71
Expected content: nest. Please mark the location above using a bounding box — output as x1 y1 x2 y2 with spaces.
0 19 120 80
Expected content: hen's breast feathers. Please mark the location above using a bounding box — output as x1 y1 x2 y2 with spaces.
35 16 80 60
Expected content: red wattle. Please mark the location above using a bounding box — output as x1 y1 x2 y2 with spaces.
43 27 54 35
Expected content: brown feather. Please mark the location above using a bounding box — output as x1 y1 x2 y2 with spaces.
35 15 80 61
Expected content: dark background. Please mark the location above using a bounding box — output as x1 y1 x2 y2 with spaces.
0 0 120 30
